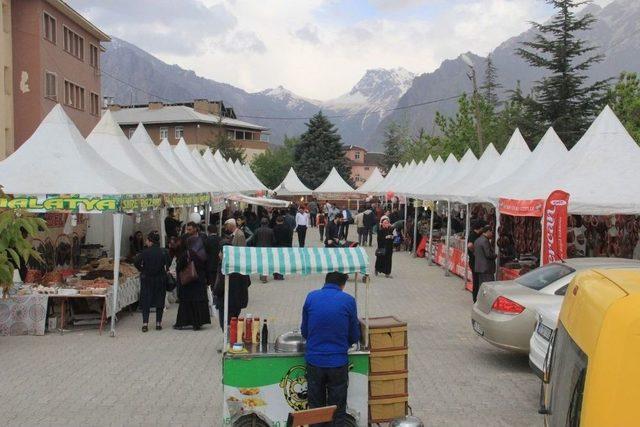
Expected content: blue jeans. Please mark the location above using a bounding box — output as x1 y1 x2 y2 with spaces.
306 363 349 426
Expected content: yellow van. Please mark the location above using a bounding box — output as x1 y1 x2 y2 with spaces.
541 268 640 426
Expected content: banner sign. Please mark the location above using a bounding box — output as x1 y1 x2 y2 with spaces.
0 195 162 213
498 198 545 217
211 195 226 213
163 193 210 208
542 190 570 265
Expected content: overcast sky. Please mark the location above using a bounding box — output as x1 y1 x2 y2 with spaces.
68 0 615 100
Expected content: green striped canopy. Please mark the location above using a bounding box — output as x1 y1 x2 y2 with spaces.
222 246 369 276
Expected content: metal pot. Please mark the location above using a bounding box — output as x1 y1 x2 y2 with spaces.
274 330 306 353
390 416 424 427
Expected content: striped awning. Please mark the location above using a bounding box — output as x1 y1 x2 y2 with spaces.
222 246 369 276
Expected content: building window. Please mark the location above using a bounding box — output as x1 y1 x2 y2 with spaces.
90 92 100 116
64 80 85 110
364 166 370 171
3 66 9 95
63 26 84 61
227 130 235 140
43 12 56 43
44 71 57 100
260 133 269 142
160 127 168 140
355 152 361 160
89 44 99 68
3 3 10 34
175 126 184 139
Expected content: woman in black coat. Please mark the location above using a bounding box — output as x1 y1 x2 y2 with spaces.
375 218 394 278
174 233 211 330
134 232 170 332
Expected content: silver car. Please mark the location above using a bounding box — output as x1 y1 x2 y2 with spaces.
470 258 640 353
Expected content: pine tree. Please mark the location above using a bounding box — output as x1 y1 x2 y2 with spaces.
607 72 640 143
516 0 609 147
208 116 247 163
382 121 409 171
294 112 351 189
401 128 444 162
251 136 298 189
481 54 502 108
497 81 541 148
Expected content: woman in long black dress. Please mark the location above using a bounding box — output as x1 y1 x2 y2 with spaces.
375 218 394 278
134 232 170 332
174 233 211 330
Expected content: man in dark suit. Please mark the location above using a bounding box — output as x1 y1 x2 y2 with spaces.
324 213 343 247
467 220 487 302
473 226 497 289
204 224 221 288
254 218 276 283
273 215 292 280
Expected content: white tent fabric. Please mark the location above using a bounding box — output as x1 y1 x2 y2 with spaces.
421 149 478 200
87 112 172 194
173 138 222 193
191 148 232 193
441 144 501 204
313 167 354 197
130 124 197 193
158 139 210 193
482 128 568 204
395 160 427 196
401 156 441 198
410 153 459 199
355 167 385 194
226 158 252 192
367 164 396 194
240 162 268 192
546 106 640 214
273 167 313 196
233 159 258 192
226 193 290 208
201 148 239 193
375 163 412 195
0 105 149 195
210 150 246 192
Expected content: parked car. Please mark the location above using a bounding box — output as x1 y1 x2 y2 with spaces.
528 305 560 379
541 268 640 426
470 258 640 353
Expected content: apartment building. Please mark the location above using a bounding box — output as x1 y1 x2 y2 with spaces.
8 0 109 157
109 99 270 162
345 145 385 188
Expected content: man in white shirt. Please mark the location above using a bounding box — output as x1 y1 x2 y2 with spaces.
295 206 309 247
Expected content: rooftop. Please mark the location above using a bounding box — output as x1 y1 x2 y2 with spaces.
47 0 111 42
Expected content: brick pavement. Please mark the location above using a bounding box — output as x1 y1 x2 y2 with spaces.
0 232 541 426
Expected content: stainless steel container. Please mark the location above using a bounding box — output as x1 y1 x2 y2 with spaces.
274 330 306 353
390 416 424 427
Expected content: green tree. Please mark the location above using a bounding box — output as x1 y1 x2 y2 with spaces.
495 81 541 149
0 186 47 293
481 54 502 108
207 116 247 163
294 112 352 188
251 136 299 189
435 94 479 157
516 0 609 147
401 128 444 162
607 72 640 143
382 121 410 171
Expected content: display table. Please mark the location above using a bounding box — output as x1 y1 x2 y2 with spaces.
106 275 140 317
0 294 49 336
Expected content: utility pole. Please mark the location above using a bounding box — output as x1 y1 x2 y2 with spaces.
461 54 484 154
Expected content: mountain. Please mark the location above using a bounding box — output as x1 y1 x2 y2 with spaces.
101 39 414 148
375 0 640 148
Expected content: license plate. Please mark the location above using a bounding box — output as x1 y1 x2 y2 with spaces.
536 322 553 341
472 319 484 336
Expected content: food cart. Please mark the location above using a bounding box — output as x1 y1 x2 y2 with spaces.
221 246 371 426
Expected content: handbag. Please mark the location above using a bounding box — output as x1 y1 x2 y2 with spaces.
179 253 198 286
375 248 387 257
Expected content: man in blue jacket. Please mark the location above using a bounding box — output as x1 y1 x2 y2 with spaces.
301 271 360 425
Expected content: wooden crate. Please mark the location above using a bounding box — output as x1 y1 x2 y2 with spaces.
361 316 408 351
369 395 408 423
369 349 408 374
369 371 408 398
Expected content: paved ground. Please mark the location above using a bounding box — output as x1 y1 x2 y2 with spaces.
0 231 541 427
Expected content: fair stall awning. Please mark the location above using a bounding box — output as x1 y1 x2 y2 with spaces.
419 149 478 200
173 138 222 193
200 148 240 193
441 144 501 204
226 193 290 208
409 153 459 199
157 139 210 193
313 167 355 198
355 167 385 194
273 167 313 196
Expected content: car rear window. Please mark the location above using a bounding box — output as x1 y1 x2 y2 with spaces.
516 263 575 291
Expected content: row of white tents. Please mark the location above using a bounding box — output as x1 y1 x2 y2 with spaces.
273 166 357 198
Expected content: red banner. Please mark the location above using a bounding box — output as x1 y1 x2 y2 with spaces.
498 198 545 217
542 190 570 265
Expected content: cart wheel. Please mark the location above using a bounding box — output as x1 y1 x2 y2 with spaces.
344 414 358 426
232 414 269 427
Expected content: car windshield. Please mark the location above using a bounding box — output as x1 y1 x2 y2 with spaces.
516 263 575 291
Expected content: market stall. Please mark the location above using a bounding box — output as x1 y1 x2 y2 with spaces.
273 167 313 197
220 245 370 426
313 167 356 201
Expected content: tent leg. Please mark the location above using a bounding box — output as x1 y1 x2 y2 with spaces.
539 216 544 266
365 275 370 350
495 211 501 279
160 207 167 248
218 209 223 236
223 275 229 351
404 200 408 236
412 202 419 255
205 204 211 227
464 205 470 287
427 205 434 266
445 201 451 277
110 213 123 337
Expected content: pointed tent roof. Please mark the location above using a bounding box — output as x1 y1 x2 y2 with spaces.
226 158 253 192
313 167 354 197
356 168 385 194
423 149 478 200
274 168 313 196
191 148 232 193
86 112 170 193
173 138 222 192
233 159 259 192
211 150 246 192
130 123 197 193
0 105 149 195
401 155 441 197
482 128 568 204
157 139 210 193
410 153 459 198
243 163 269 192
368 165 396 194
547 106 640 214
201 148 239 193
443 143 501 203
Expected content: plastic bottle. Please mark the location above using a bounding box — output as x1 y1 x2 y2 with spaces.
229 317 238 345
237 317 245 344
252 317 260 344
260 319 269 353
244 314 253 344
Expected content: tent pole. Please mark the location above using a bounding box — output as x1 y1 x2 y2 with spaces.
110 213 123 337
205 203 211 227
404 199 408 237
495 210 501 279
464 204 471 287
445 201 451 277
218 207 223 235
160 207 167 248
365 275 370 350
412 201 419 255
539 216 544 266
427 205 435 266
223 274 229 351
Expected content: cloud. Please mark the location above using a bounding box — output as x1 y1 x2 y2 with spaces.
294 24 321 44
218 30 267 53
369 0 440 11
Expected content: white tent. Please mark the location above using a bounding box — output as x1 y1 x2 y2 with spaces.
443 144 501 204
482 127 568 204
87 111 174 193
395 160 428 196
546 106 640 215
313 167 354 198
201 148 239 193
209 150 245 193
376 163 411 195
191 148 231 193
173 138 222 193
129 124 197 193
273 167 313 196
420 149 478 200
355 167 385 194
243 164 269 192
158 139 210 193
410 153 459 199
233 159 258 192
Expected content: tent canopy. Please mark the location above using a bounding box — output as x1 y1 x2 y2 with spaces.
173 138 222 193
313 167 354 197
410 153 459 199
226 193 290 208
274 167 313 196
356 167 385 194
222 246 369 276
0 105 149 196
423 149 478 200
443 143 501 204
158 139 210 193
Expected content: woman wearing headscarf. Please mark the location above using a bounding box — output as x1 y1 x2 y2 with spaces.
174 222 211 330
134 231 170 332
375 217 394 278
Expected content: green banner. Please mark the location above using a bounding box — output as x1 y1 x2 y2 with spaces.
0 195 162 213
164 193 210 208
